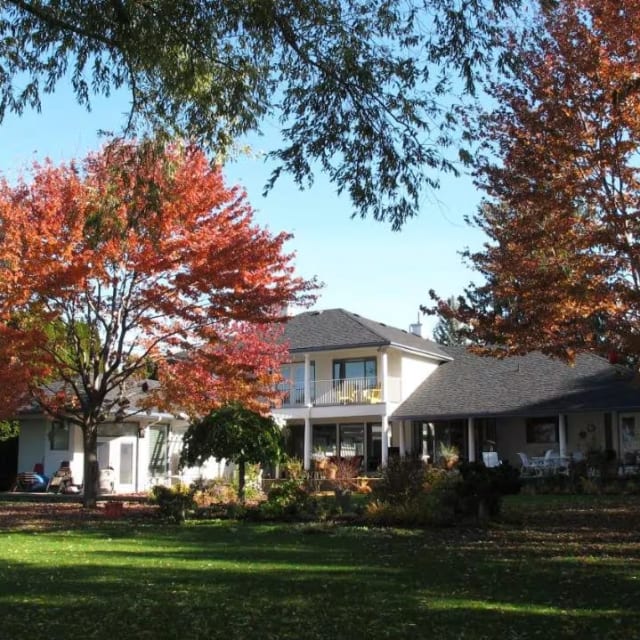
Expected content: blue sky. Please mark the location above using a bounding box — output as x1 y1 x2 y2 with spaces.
0 85 486 338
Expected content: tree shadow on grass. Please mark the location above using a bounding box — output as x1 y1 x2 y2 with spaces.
1 508 639 640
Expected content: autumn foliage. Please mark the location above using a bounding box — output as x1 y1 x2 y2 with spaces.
430 0 640 363
0 139 314 504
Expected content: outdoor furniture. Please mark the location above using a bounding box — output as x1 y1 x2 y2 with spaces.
517 452 546 476
13 471 47 492
362 387 381 403
482 451 500 468
542 449 570 474
47 461 74 493
99 467 116 494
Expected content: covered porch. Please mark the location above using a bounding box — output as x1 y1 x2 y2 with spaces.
403 410 640 476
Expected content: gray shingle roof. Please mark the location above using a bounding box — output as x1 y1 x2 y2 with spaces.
284 309 450 360
393 346 640 420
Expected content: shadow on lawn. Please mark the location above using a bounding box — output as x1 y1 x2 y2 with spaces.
1 503 640 640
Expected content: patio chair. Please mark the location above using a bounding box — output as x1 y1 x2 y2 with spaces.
482 451 501 468
47 460 74 493
362 387 381 403
517 452 545 476
543 449 570 475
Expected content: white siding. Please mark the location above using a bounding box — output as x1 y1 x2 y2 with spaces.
399 353 440 401
17 419 46 474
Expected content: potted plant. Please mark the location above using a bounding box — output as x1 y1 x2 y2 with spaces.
325 460 338 480
439 443 460 470
311 448 328 471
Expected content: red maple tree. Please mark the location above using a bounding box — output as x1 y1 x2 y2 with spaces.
0 139 315 506
430 0 640 364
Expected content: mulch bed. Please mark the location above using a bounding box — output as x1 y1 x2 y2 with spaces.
0 501 160 531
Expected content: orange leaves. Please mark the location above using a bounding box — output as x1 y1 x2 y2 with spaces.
0 139 316 422
453 0 640 362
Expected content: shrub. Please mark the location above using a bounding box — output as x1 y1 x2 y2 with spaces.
282 457 306 481
192 478 238 507
259 479 313 520
456 461 522 519
150 483 195 524
332 456 361 492
365 468 461 527
373 457 426 503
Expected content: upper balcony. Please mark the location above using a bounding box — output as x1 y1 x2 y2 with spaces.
277 376 402 408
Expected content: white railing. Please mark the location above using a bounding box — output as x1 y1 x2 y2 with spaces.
277 376 402 407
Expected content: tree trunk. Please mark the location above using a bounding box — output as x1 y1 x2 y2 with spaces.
82 423 99 508
238 459 246 503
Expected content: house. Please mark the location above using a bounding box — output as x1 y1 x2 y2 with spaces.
271 308 452 471
273 309 640 473
14 307 640 493
15 380 229 494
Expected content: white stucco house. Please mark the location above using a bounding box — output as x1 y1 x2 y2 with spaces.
274 309 640 474
15 381 230 494
13 307 640 493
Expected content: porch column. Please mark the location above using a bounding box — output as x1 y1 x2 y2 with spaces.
612 411 619 456
380 349 388 402
399 420 406 457
558 414 567 457
303 415 312 470
304 353 311 406
467 417 476 462
381 415 390 466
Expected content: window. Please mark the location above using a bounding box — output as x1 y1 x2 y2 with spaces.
148 425 168 476
50 421 69 450
281 361 315 403
332 358 377 387
526 417 558 444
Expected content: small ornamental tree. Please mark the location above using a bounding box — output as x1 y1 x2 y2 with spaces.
180 403 285 502
0 139 315 507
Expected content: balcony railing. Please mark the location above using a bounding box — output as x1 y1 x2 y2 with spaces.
277 376 402 407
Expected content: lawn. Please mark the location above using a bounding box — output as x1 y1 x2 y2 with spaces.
0 494 639 639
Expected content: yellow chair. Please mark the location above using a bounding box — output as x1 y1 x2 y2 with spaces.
363 387 381 403
337 385 355 404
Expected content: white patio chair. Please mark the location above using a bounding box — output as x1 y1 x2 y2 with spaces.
517 452 545 476
482 451 500 468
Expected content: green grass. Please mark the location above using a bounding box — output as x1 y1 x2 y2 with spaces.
1 495 640 639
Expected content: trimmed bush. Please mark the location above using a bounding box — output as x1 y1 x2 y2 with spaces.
150 484 195 523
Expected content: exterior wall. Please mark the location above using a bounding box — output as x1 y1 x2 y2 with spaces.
496 416 536 466
18 418 84 482
398 353 440 401
167 424 233 487
496 411 610 467
17 416 231 494
566 412 607 457
17 418 46 475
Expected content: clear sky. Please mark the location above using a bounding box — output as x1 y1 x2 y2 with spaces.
0 84 487 338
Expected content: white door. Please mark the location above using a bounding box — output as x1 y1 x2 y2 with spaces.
97 437 137 493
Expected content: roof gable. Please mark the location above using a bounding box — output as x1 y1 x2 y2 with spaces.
284 309 450 360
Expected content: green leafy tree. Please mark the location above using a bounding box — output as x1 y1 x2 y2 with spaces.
180 403 285 502
0 420 19 442
1 0 519 229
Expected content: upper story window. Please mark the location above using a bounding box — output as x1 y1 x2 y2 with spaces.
333 357 377 386
281 361 315 403
49 420 69 450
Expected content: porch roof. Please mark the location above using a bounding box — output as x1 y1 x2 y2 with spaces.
392 347 640 420
284 308 451 360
